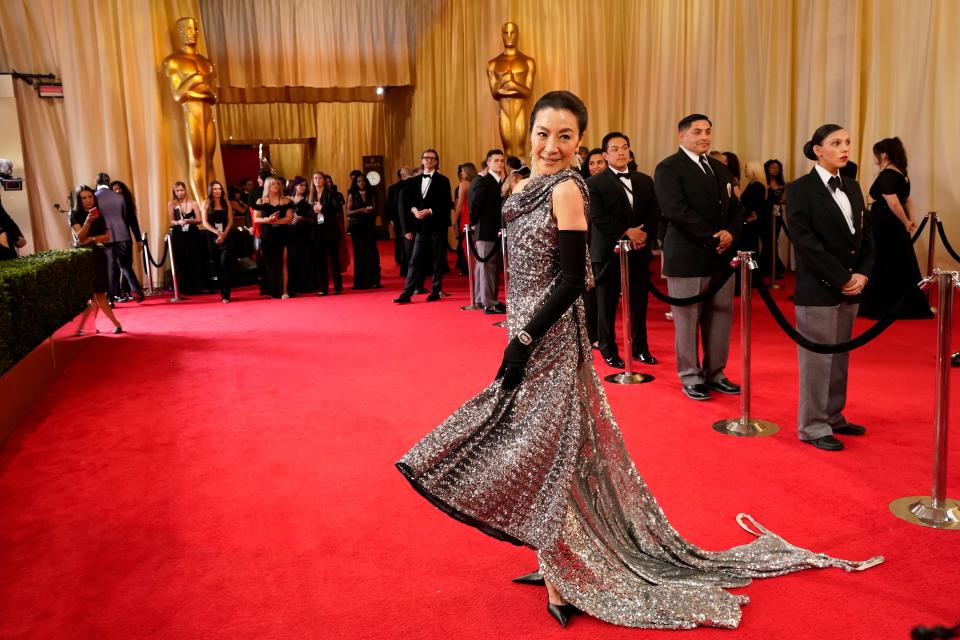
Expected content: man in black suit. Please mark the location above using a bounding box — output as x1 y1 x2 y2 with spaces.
469 149 506 314
654 114 741 400
787 125 874 451
587 132 660 368
95 173 144 303
394 149 452 303
386 168 411 276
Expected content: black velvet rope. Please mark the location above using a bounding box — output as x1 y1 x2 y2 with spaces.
936 220 960 264
647 268 736 306
911 214 929 244
466 233 501 263
755 278 919 354
144 236 169 268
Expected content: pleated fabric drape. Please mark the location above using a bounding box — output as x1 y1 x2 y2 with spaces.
1 0 957 272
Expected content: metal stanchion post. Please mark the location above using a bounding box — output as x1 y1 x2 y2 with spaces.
661 249 673 321
493 227 508 328
890 270 960 529
605 240 654 385
166 231 186 303
769 207 782 290
460 224 483 311
140 232 157 296
926 212 938 307
712 251 780 437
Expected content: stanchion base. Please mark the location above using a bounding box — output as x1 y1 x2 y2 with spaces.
460 304 483 311
493 320 507 328
664 311 673 321
604 372 655 385
889 496 960 530
712 418 780 437
769 283 783 290
168 296 188 303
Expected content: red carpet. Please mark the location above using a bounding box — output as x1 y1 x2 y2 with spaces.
1 243 958 639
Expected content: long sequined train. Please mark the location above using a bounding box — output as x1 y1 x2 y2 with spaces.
396 169 882 629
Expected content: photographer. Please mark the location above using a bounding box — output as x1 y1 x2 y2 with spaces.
0 192 26 260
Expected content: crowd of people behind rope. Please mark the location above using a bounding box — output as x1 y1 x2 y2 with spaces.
52 134 931 392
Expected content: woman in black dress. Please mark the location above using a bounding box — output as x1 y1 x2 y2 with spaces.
859 137 933 318
167 181 207 294
760 159 787 279
309 172 343 296
288 177 317 295
71 185 122 334
737 161 767 276
251 176 293 299
347 174 381 289
200 181 234 303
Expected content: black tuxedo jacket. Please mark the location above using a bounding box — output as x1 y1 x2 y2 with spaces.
586 168 660 264
786 168 875 306
386 180 404 228
402 172 452 234
654 149 740 277
468 173 503 242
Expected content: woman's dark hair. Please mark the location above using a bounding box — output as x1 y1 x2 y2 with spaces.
529 91 588 135
763 159 784 186
506 155 523 171
109 180 137 219
348 173 370 197
803 124 844 161
460 162 478 182
587 147 604 163
873 137 908 176
72 184 97 213
206 180 225 207
722 151 741 180
171 180 188 199
228 185 244 202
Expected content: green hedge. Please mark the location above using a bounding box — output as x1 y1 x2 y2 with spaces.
0 249 94 375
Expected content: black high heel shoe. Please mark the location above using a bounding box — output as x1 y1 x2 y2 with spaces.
547 601 577 628
512 571 545 586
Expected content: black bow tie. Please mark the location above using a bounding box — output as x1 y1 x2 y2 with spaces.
828 176 843 193
613 171 630 179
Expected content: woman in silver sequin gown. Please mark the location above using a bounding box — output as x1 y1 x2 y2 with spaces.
397 92 882 630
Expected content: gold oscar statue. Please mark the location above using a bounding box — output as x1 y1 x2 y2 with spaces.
162 17 217 203
487 22 536 156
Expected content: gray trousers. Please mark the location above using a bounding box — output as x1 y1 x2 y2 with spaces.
474 239 501 307
795 302 857 440
667 275 734 385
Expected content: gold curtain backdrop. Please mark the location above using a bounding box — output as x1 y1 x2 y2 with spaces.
0 0 957 274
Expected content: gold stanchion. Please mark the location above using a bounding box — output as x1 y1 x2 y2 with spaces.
494 227 508 328
769 206 783 290
712 251 779 437
604 240 654 385
166 231 186 303
890 270 960 529
460 224 483 311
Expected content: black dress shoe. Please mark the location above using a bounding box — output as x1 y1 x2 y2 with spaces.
133 291 145 303
603 355 625 368
952 352 960 367
804 435 844 451
547 602 578 628
833 423 866 436
425 292 441 301
413 287 428 295
393 295 412 304
632 351 658 365
512 571 545 586
682 384 711 401
706 378 741 394
484 305 506 315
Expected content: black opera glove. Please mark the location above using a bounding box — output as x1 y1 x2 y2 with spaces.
493 229 588 391
496 337 532 390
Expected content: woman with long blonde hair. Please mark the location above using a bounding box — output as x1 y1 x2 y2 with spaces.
250 175 293 298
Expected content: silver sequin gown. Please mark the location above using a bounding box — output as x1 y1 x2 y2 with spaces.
396 169 882 629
